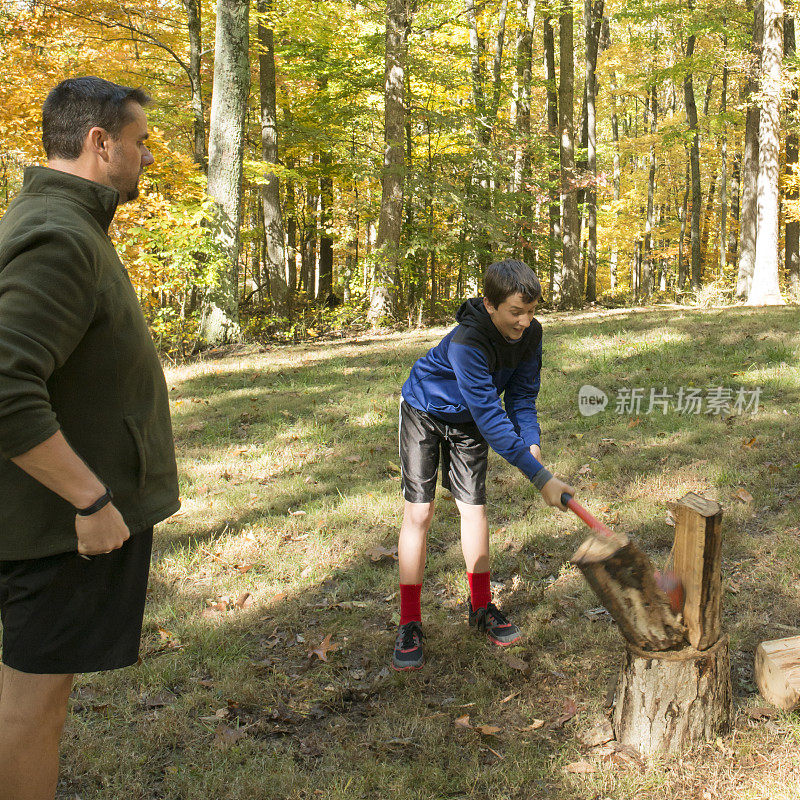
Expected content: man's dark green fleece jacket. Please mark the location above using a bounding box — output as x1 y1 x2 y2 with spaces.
0 166 180 559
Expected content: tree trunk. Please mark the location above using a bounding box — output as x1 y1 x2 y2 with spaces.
584 0 603 302
559 6 581 307
199 0 250 345
613 636 732 755
678 155 689 288
182 0 206 170
610 73 621 291
258 0 288 311
643 84 657 297
737 1 763 299
684 11 702 290
749 0 785 305
785 15 800 299
285 155 297 296
369 0 413 324
719 45 728 278
512 0 535 263
319 152 334 299
544 14 561 301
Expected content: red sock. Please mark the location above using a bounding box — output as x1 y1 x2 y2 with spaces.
399 583 422 625
468 571 491 611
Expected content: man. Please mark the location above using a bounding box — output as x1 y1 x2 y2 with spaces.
0 77 180 800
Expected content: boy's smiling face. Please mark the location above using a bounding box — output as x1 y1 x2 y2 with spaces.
483 292 538 341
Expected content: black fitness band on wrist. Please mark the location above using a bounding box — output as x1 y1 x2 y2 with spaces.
76 487 114 516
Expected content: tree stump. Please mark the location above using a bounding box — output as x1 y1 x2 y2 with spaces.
613 635 733 755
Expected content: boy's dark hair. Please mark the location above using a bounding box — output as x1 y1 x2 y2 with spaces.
483 259 541 307
42 77 151 160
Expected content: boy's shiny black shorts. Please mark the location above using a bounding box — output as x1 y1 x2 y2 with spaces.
399 400 488 505
0 528 153 674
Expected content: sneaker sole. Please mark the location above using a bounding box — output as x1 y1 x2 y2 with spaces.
391 660 424 671
488 634 522 647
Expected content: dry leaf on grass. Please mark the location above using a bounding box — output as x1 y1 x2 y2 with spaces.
474 724 502 736
746 706 779 720
308 634 340 662
503 654 530 675
518 719 545 731
213 722 248 749
553 699 578 728
564 760 597 774
742 437 757 449
365 545 398 562
734 488 754 503
454 715 472 728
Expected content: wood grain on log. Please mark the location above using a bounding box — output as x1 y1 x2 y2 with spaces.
755 635 800 710
613 635 732 755
669 492 723 650
572 534 685 651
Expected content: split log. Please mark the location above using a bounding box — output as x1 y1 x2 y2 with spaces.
613 635 733 755
755 635 800 710
669 492 723 649
572 531 685 651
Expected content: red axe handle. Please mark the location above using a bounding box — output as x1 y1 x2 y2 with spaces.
561 493 616 537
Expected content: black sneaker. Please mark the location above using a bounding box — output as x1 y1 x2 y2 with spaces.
468 599 522 646
392 621 425 670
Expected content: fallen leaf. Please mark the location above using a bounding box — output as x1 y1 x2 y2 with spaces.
577 718 614 747
365 545 398 562
236 563 253 574
742 437 757 449
235 592 253 609
518 719 545 731
308 634 340 662
289 509 307 516
213 722 248 749
503 654 531 675
500 691 520 704
142 689 178 708
734 488 754 503
627 417 641 428
475 724 502 736
553 699 578 728
577 463 593 476
454 714 472 728
565 760 597 774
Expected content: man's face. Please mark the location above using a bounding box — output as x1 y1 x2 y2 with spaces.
483 292 538 341
105 102 154 203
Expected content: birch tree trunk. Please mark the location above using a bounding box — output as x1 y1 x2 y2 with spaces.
784 15 800 299
643 84 657 297
719 41 728 278
749 0 785 305
258 0 288 311
369 0 413 324
737 1 763 299
199 0 250 345
559 5 581 307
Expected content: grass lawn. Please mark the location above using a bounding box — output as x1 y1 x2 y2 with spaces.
52 304 800 799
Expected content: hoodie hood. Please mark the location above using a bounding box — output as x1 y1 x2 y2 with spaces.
455 296 535 347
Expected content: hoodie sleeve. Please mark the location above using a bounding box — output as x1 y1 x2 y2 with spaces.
504 339 542 448
449 340 548 485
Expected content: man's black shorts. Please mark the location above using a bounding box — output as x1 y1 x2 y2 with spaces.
399 400 488 505
0 528 153 674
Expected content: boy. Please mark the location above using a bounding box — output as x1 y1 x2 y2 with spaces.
393 259 573 670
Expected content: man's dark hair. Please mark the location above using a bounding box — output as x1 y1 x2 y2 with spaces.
42 76 151 160
483 259 541 307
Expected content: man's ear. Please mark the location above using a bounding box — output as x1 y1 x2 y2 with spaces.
86 126 110 160
482 297 495 314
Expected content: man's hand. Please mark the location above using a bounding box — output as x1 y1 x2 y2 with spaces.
75 503 130 556
540 476 575 511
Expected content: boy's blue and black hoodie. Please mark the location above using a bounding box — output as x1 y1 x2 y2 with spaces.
401 297 552 489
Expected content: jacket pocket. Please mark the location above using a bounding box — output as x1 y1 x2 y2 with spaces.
124 415 147 491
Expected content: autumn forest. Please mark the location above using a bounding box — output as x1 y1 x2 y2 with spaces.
0 0 796 348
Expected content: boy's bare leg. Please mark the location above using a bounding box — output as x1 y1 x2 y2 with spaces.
398 501 435 584
0 665 73 800
455 500 489 574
